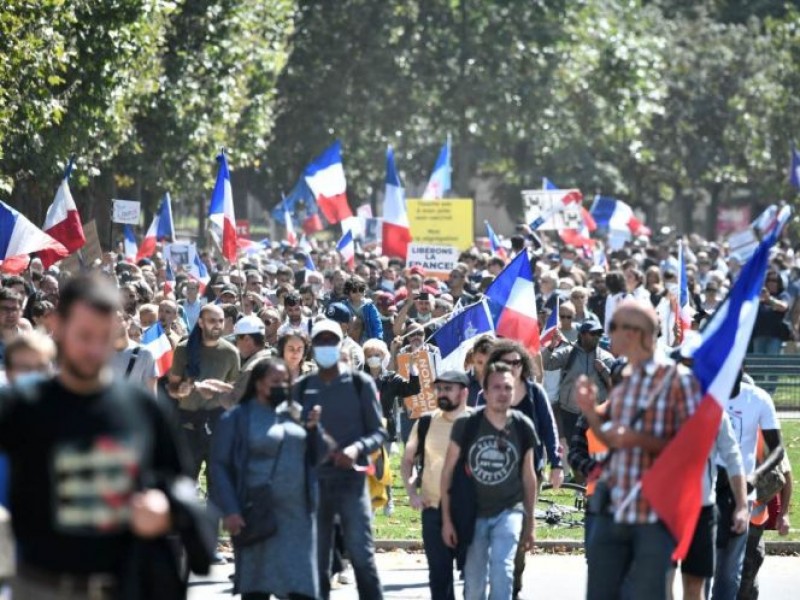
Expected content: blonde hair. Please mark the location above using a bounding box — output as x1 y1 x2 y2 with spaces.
3 331 57 371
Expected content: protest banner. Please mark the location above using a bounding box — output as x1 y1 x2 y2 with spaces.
521 189 582 230
396 350 438 419
363 217 382 250
406 198 474 249
406 243 460 279
163 242 197 269
111 200 141 225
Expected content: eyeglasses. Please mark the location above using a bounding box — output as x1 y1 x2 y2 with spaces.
559 314 574 320
351 288 366 294
609 321 643 334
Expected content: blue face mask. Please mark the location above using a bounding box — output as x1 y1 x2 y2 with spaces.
14 371 47 387
313 344 341 368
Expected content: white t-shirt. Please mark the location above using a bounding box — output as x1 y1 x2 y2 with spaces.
716 382 779 474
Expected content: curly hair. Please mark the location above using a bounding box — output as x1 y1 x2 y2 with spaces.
485 339 534 383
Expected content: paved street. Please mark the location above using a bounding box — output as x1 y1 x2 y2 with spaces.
189 551 800 599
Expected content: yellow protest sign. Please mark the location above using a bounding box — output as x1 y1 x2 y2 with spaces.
406 199 474 250
396 350 438 419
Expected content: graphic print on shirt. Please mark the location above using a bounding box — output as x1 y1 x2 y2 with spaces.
468 434 519 485
727 408 744 445
52 435 141 534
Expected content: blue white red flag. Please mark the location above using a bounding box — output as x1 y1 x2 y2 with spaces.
208 152 238 262
484 250 541 353
138 193 175 262
542 177 559 190
40 158 85 268
304 253 316 272
383 146 411 258
336 229 355 268
433 299 495 372
164 261 176 295
123 225 138 262
485 220 507 259
590 196 650 237
188 254 210 294
539 298 560 346
422 137 452 200
0 200 67 274
304 140 352 225
642 206 791 561
790 144 800 190
141 322 174 377
284 202 297 246
675 239 693 342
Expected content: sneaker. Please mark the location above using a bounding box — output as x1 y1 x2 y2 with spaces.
383 499 395 517
212 552 227 565
337 570 353 585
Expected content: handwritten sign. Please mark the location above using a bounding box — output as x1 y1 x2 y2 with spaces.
163 242 197 269
521 190 582 230
111 200 141 225
406 243 459 279
406 199 474 250
396 350 438 419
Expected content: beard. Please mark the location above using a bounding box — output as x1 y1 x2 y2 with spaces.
203 328 223 342
61 355 104 382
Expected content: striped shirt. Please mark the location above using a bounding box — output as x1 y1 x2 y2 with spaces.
601 356 702 524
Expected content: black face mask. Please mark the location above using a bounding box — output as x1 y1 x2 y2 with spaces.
269 386 289 405
437 396 459 412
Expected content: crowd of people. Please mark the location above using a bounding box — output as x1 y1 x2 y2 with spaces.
0 220 796 600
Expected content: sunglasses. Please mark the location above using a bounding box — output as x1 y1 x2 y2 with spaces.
559 314 574 320
503 358 523 367
609 321 643 334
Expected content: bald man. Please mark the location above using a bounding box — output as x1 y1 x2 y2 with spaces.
576 300 703 600
168 304 239 482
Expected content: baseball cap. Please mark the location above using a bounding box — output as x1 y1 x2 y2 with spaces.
220 284 239 297
435 370 470 387
579 319 604 334
325 302 353 323
311 319 343 341
409 265 426 276
233 315 266 336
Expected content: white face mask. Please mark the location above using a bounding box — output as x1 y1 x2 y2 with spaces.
313 344 342 368
666 283 679 296
366 356 383 369
311 284 322 295
380 279 394 291
417 312 432 323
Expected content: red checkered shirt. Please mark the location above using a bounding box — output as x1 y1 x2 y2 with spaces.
601 356 702 524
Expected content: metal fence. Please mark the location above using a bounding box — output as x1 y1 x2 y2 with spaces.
744 354 800 410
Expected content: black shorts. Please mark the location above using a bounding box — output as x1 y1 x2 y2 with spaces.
681 504 717 578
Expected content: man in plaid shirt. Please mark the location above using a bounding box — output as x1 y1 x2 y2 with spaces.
576 299 702 600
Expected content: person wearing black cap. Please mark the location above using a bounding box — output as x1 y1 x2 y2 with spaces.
401 370 470 600
542 318 614 456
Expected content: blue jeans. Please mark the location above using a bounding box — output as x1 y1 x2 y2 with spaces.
422 507 457 600
464 508 524 600
710 521 749 600
587 515 675 600
751 336 782 355
317 475 383 600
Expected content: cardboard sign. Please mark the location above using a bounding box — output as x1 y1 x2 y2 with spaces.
396 350 438 419
521 190 582 230
406 243 459 279
163 242 197 269
82 220 103 264
406 199 474 250
111 199 141 225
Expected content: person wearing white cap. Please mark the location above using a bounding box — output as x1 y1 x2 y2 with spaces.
294 318 387 600
221 316 272 408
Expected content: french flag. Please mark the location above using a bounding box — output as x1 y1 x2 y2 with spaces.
304 253 316 273
164 261 176 295
189 254 210 294
284 204 297 246
539 298 560 346
642 206 791 561
590 196 651 238
0 201 68 274
422 137 452 200
485 220 507 259
141 322 174 377
40 159 85 268
382 146 412 258
137 193 175 262
304 140 352 225
336 229 355 268
560 207 597 249
790 144 800 190
123 225 138 262
675 239 693 342
484 250 541 353
208 151 238 263
433 300 495 372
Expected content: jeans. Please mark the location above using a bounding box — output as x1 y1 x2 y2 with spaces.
587 515 675 600
317 475 383 600
422 507 456 600
737 523 765 600
558 408 580 450
751 336 782 355
710 521 749 600
464 508 524 600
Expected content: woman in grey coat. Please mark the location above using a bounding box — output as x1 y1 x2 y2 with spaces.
211 358 327 600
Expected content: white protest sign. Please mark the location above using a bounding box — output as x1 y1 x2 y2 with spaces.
163 242 197 269
521 189 582 230
340 215 364 239
406 243 460 279
364 217 382 250
111 199 141 225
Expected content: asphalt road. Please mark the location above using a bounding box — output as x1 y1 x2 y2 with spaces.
189 551 800 599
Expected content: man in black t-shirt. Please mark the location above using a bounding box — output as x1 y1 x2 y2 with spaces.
0 276 189 599
441 362 538 600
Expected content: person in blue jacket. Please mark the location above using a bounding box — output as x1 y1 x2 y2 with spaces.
343 276 383 343
477 339 563 599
